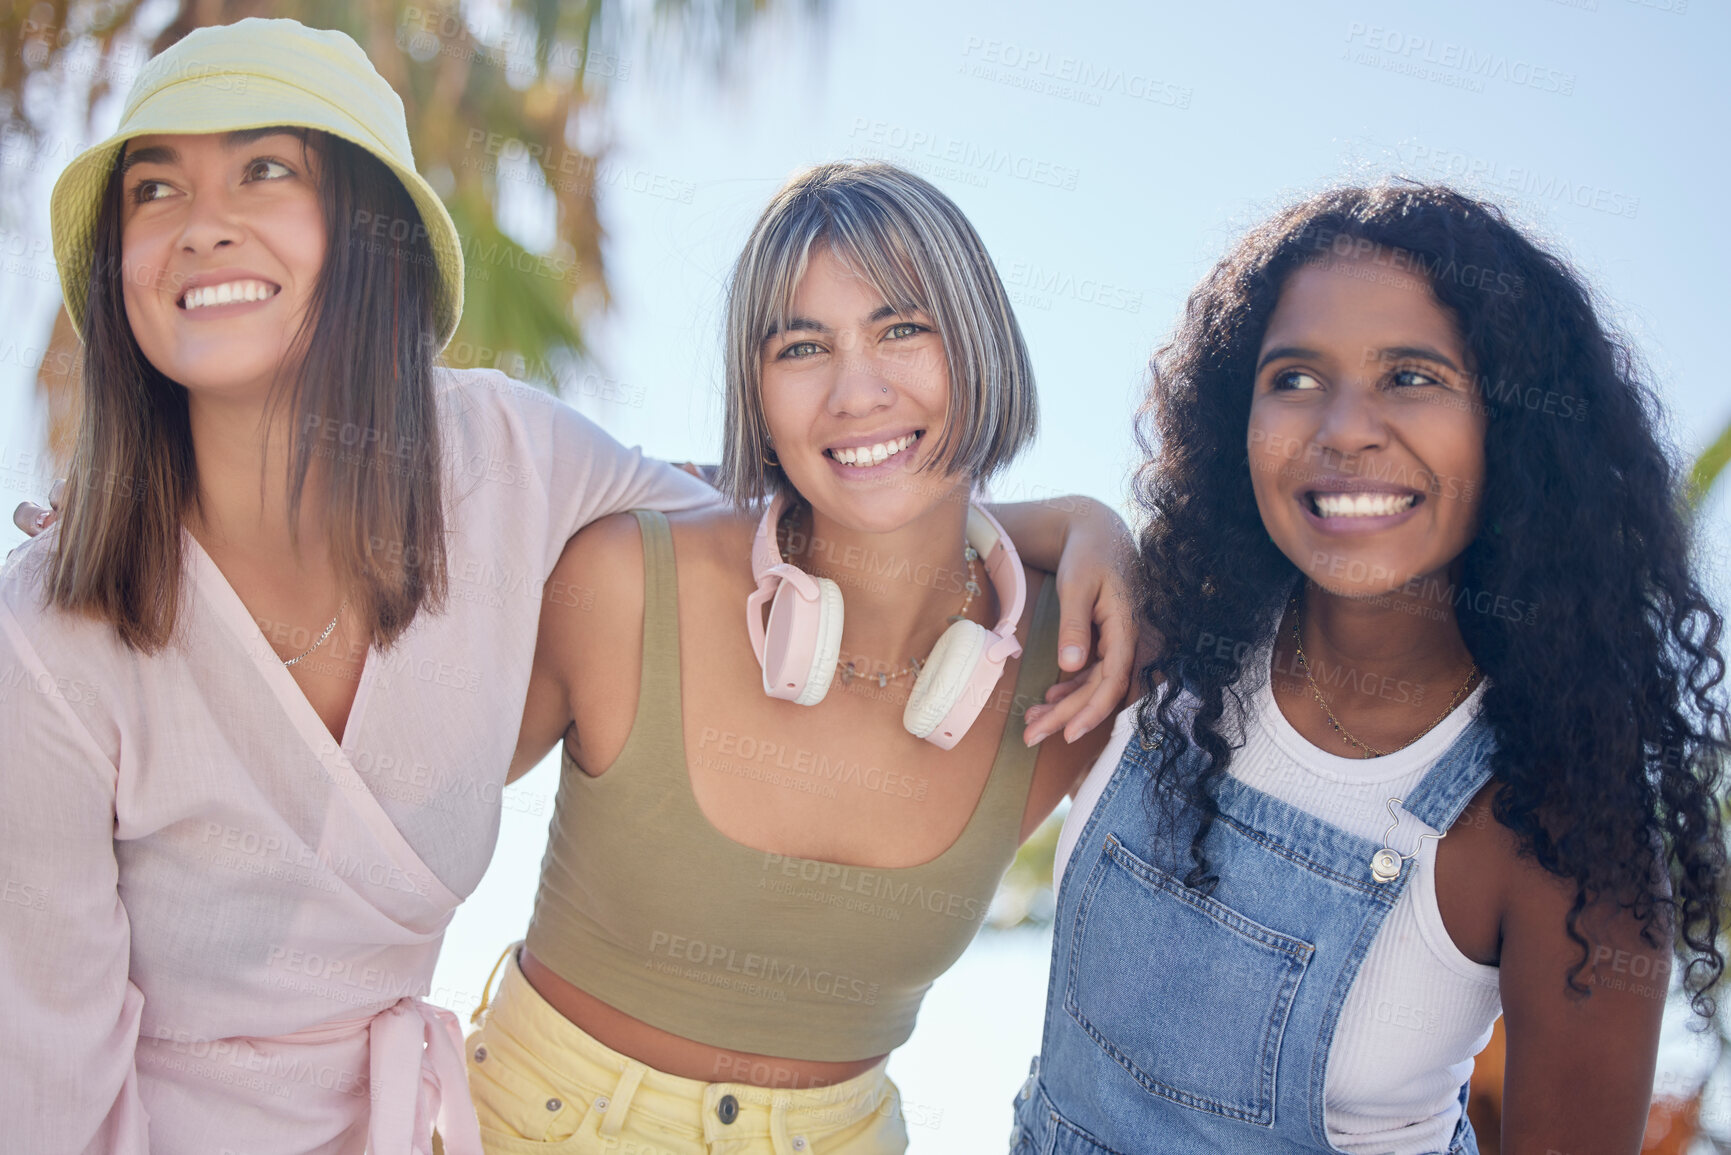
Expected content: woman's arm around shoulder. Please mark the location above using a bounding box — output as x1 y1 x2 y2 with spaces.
440 367 718 575
984 496 1138 748
1021 619 1166 841
1016 566 1120 841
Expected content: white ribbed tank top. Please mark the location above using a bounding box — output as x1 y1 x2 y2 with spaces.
1056 655 1501 1155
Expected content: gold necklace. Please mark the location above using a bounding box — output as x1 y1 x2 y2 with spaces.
777 503 981 691
1286 591 1478 758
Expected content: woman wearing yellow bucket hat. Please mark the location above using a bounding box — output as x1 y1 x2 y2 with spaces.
0 16 721 1155
0 16 1134 1155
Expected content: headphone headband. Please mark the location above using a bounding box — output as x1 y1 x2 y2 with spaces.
965 504 1025 660
750 494 1024 641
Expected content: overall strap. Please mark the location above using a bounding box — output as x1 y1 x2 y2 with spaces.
1398 712 1497 833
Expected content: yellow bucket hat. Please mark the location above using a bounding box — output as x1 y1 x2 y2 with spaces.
50 16 464 348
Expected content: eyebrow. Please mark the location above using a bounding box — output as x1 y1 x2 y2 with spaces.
1374 344 1462 373
120 145 177 174
119 128 304 175
1255 345 1323 373
1255 343 1462 374
762 304 914 343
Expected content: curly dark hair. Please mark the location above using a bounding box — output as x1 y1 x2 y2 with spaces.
1134 181 1730 1015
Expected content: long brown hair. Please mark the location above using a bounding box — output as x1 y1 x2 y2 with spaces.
46 130 448 651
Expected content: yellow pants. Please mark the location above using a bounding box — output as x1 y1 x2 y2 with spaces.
465 948 910 1154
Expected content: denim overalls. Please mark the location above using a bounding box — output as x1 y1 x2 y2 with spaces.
1011 712 1496 1154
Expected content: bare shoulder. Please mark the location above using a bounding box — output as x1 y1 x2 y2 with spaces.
1447 783 1578 924
543 510 649 679
549 510 646 619
548 506 758 773
662 502 759 580
1435 782 1549 968
1447 783 1527 873
1490 785 1664 963
541 512 648 773
1444 778 1666 980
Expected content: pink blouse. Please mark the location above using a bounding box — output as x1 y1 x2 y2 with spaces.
0 369 716 1154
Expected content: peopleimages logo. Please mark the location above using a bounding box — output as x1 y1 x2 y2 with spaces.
1402 145 1640 220
760 852 990 924
848 119 1081 191
697 728 929 801
1003 261 1143 314
958 37 1193 109
648 932 880 1005
1343 23 1576 96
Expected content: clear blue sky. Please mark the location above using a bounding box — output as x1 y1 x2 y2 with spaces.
570 0 1730 571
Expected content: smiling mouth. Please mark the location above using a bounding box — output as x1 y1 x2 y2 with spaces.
825 431 923 468
1306 491 1421 518
179 279 281 310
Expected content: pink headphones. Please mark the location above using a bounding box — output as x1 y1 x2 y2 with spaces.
745 493 1026 750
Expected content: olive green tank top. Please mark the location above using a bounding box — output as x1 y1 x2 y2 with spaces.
524 509 1060 1061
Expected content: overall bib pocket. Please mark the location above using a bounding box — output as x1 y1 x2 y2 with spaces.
1062 834 1314 1126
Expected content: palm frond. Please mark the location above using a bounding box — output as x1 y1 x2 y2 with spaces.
5 0 824 466
1689 415 1731 509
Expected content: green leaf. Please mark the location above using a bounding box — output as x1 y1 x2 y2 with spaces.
1688 416 1731 509
444 191 586 385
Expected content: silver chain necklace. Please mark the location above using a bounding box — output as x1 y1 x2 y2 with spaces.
282 598 347 668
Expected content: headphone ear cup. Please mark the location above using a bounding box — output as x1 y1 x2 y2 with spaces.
761 573 845 705
904 620 988 741
793 575 845 706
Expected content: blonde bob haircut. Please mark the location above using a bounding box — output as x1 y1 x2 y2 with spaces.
720 161 1037 505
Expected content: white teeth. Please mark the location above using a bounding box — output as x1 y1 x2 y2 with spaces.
829 433 919 468
1312 492 1418 518
182 279 278 310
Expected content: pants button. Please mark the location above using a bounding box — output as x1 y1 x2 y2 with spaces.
716 1094 739 1124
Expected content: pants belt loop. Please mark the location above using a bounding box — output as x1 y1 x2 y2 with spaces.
597 1060 647 1138
469 940 521 1027
769 1092 796 1155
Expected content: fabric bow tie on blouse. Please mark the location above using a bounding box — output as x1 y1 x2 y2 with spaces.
368 998 482 1155
235 996 481 1155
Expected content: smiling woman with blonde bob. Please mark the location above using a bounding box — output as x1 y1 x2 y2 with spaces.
465 162 1119 1154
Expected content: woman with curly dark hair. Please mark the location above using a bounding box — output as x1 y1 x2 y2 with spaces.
1011 183 1729 1155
